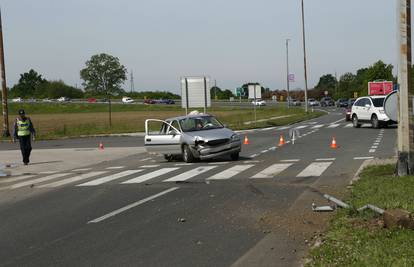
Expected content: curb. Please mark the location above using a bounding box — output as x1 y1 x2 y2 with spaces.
350 157 398 185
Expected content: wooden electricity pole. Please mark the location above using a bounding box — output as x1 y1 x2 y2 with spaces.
397 0 414 176
0 9 9 137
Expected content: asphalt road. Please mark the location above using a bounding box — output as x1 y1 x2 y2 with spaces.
0 107 396 267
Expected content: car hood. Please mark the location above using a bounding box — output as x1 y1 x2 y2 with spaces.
184 128 236 141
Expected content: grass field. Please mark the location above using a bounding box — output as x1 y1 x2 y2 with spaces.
1 103 323 139
307 164 414 266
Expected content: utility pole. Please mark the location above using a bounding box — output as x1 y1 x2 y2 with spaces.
397 0 413 176
130 70 134 93
301 0 309 113
0 9 9 137
286 39 291 108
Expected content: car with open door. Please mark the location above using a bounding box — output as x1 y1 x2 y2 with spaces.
144 113 242 162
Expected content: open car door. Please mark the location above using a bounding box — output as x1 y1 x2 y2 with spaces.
144 119 182 155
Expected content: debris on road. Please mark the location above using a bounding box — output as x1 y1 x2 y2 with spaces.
312 203 335 212
177 218 186 223
323 194 350 209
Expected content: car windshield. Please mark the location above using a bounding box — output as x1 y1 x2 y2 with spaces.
179 116 224 132
372 97 385 107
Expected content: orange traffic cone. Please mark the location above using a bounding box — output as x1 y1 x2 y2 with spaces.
99 142 104 150
330 137 338 149
243 135 250 145
279 135 285 146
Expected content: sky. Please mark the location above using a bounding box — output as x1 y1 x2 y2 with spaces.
2 0 398 93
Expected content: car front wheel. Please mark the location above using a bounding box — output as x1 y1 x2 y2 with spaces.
182 145 195 163
352 115 361 128
371 114 380 129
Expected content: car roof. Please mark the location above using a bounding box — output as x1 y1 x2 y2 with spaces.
166 114 213 121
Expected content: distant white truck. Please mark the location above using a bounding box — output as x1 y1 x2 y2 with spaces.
122 97 134 104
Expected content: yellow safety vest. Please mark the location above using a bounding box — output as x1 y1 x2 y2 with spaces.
17 119 31 137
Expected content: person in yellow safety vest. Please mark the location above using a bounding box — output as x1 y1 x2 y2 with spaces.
12 109 36 165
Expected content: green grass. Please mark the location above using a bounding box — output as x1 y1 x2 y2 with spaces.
307 164 414 267
1 103 323 140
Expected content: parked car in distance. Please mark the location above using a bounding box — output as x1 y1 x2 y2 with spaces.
290 99 301 106
336 98 349 108
144 99 156 104
122 97 134 104
252 99 266 106
87 98 97 103
308 98 319 106
159 99 175 105
320 97 335 107
348 98 356 107
145 112 241 162
57 97 70 102
42 98 53 102
12 97 23 103
351 96 392 128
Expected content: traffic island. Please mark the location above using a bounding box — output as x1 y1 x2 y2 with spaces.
306 164 414 266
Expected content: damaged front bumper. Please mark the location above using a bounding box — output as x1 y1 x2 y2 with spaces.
191 140 241 160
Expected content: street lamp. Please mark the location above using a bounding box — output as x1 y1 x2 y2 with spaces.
301 0 309 113
286 39 291 108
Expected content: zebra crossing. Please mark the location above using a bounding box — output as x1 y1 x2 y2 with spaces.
0 159 339 191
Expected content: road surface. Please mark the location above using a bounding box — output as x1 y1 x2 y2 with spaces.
0 108 396 267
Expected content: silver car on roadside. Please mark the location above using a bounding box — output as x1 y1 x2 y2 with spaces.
144 114 242 162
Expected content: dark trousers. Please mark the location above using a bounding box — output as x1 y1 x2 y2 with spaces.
18 135 32 164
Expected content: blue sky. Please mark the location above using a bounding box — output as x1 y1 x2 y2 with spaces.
2 0 398 93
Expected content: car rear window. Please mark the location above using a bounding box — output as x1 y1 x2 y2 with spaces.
371 98 385 107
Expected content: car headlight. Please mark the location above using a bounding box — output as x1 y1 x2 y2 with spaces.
231 134 240 141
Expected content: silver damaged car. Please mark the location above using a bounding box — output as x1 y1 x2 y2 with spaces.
144 114 242 162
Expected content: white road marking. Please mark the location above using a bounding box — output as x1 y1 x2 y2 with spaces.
251 163 292 179
8 173 71 189
330 118 345 124
72 168 92 172
269 147 277 151
174 163 194 166
208 162 229 165
0 175 35 184
311 124 324 129
354 156 374 160
141 165 160 168
278 126 291 130
369 149 376 153
122 168 179 184
344 123 353 128
280 159 300 162
139 158 152 162
371 146 378 149
261 150 269 153
39 171 107 188
296 162 332 177
249 154 259 158
88 187 179 224
327 124 340 128
106 166 125 170
316 158 336 161
307 122 318 125
373 143 380 146
163 166 218 182
207 165 254 180
39 171 59 174
295 125 307 129
77 170 143 186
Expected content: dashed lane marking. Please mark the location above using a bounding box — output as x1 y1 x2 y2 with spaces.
354 157 374 160
106 166 125 170
311 124 324 129
251 163 292 179
207 165 254 180
39 171 108 188
315 158 336 161
163 166 218 182
77 170 143 186
369 149 376 153
122 168 179 184
296 162 333 177
280 159 300 162
88 187 179 224
327 124 340 128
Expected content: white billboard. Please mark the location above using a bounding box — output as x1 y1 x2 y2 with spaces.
248 84 261 99
181 77 211 109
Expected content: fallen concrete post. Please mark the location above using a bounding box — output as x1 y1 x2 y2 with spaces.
357 204 385 215
323 194 350 209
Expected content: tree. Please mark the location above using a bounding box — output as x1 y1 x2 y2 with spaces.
315 74 337 97
10 69 46 98
338 72 356 98
80 53 127 97
36 80 84 99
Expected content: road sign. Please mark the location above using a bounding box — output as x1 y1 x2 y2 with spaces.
368 81 393 95
354 92 358 98
288 74 295 82
181 77 211 113
248 84 261 99
235 87 242 97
